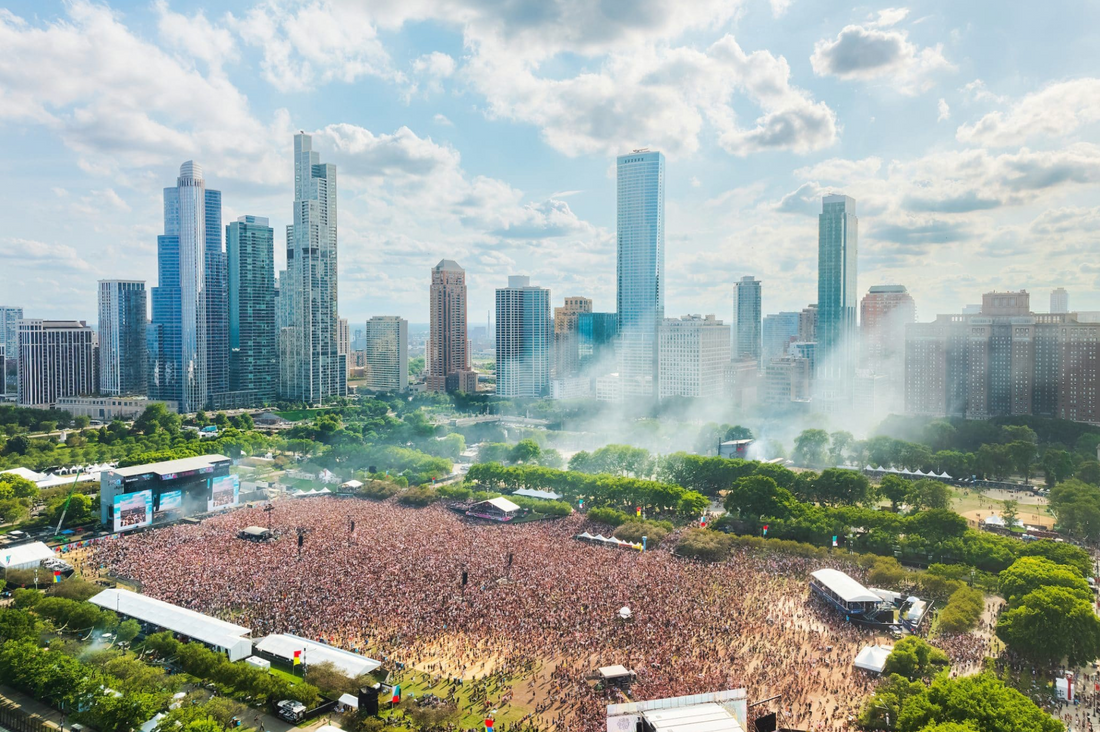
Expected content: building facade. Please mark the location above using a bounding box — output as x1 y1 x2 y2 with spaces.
817 195 858 391
657 315 730 399
762 312 800 364
204 188 228 399
905 290 1100 423
56 396 177 422
578 312 619 373
18 320 95 408
496 276 552 398
0 306 21 395
364 316 408 392
149 161 218 413
280 133 346 403
427 260 477 393
97 280 147 396
860 284 915 414
1051 287 1069 314
616 150 665 398
227 215 277 405
732 275 762 365
553 296 592 378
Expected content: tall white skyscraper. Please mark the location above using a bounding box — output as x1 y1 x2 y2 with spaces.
281 133 346 403
98 280 147 396
658 315 731 399
732 276 762 366
616 150 665 398
1051 287 1069 314
18 320 95 408
496 276 552 398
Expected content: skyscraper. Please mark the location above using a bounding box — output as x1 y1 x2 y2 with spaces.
496 276 552 398
860 285 915 368
817 195 858 392
427 259 477 393
364 316 408 392
553 296 592 377
1051 287 1069 314
18 320 95 408
227 215 276 404
762 312 800 364
338 317 350 377
578 312 619 373
732 276 762 365
658 315 731 399
97 280 147 396
616 150 665 398
149 161 218 413
280 133 346 403
204 187 228 398
0 306 22 394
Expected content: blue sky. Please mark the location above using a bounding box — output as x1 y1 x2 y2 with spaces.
3 0 1100 327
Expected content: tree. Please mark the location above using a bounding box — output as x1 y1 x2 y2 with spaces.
911 480 951 511
510 439 541 464
793 429 829 467
867 557 906 587
1043 449 1076 487
880 475 913 512
93 691 164 732
3 434 30 455
998 556 1090 605
1002 424 1038 445
1000 499 1018 529
1048 478 1100 541
116 619 141 645
885 672 1062 732
882 637 949 681
828 430 853 466
1076 460 1100 485
723 476 795 519
811 468 872 506
996 585 1100 666
909 509 967 544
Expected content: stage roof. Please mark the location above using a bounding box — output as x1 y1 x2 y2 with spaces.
854 645 893 674
643 703 745 732
255 634 381 677
514 488 563 501
479 497 520 512
111 454 231 478
598 665 634 679
811 569 882 604
89 589 251 653
0 541 55 569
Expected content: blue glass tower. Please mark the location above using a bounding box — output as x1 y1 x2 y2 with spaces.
149 161 221 413
817 194 858 391
495 276 552 398
227 216 277 404
616 150 665 397
205 188 228 398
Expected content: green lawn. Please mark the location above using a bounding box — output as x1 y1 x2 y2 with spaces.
378 672 531 728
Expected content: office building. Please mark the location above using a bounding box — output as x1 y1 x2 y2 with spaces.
98 280 147 396
364 316 408 392
1051 287 1069 314
799 304 818 343
496 276 552 398
657 315 730 399
616 150 665 398
17 320 95 408
860 284 915 414
338 317 350 377
765 356 813 407
817 195 858 390
905 290 1100 423
227 215 277 404
578 312 619 373
280 133 346 403
204 187 228 399
762 312 800 364
1 306 21 398
427 260 477 393
149 161 219 413
553 296 592 378
732 276 762 366
56 396 177 422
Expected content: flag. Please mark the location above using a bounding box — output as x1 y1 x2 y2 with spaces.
53 571 62 583
762 524 769 537
635 506 641 517
832 535 838 547
485 719 494 730
392 685 401 704
699 516 707 528
293 650 302 665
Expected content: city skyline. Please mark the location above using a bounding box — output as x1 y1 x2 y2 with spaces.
4 1 1100 327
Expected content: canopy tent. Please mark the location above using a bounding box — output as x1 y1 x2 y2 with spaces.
244 656 271 670
89 588 252 661
643 703 745 732
484 497 520 512
342 480 364 489
618 607 632 620
338 694 359 709
0 467 48 483
513 488 563 501
0 541 55 571
290 487 332 497
254 634 381 677
854 645 893 674
810 569 882 604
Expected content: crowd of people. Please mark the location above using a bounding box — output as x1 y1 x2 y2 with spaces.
84 497 936 731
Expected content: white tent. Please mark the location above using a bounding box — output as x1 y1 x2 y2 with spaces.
854 645 893 674
255 634 381 677
619 607 632 620
1 542 55 571
342 480 364 489
244 656 271 671
0 467 48 483
485 496 520 513
338 693 359 709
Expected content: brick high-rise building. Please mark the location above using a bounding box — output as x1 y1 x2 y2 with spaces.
860 285 915 413
427 259 477 393
905 290 1100 423
553 296 592 378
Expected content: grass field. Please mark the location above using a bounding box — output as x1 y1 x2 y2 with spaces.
378 672 531 727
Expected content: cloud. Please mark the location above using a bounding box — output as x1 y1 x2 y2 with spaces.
956 78 1100 147
794 156 882 181
154 1 238 72
810 21 953 94
769 0 792 18
869 7 910 27
937 98 950 122
433 113 453 126
0 237 95 272
1030 206 1100 236
872 218 970 246
413 52 456 78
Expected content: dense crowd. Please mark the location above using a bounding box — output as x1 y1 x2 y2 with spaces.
85 497 909 730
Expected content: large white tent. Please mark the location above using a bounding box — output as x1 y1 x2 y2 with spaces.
254 634 381 677
853 645 894 674
89 588 252 661
0 541 55 571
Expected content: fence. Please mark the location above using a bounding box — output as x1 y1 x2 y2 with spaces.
0 699 56 732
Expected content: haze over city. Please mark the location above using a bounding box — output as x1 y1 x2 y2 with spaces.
4 0 1100 325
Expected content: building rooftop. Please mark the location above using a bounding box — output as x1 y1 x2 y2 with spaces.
89 588 251 651
811 568 882 604
434 259 464 272
110 454 231 478
255 634 381 677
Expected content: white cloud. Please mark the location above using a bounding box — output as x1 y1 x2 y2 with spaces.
154 1 238 72
413 52 456 78
937 98 950 122
956 78 1100 147
810 21 953 94
869 7 909 27
769 0 792 18
433 113 453 126
0 238 95 272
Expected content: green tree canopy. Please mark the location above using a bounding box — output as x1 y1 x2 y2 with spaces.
882 636 949 681
996 585 1100 666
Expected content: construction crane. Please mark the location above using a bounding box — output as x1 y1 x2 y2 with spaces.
54 468 84 536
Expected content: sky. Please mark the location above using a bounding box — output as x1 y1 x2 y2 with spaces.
3 0 1100 328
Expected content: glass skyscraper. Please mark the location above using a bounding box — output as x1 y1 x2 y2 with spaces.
578 312 619 372
732 275 762 366
616 150 665 397
280 133 346 402
150 161 220 413
817 194 858 390
98 280 147 396
227 215 276 404
205 188 228 398
495 276 552 398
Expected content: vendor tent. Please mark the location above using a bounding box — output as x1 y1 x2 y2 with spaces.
854 645 893 674
1 541 55 571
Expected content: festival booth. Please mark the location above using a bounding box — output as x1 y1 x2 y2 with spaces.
594 664 636 690
238 526 273 542
466 497 522 522
574 533 644 551
513 488 563 501
290 487 333 498
607 689 748 732
853 645 893 675
255 634 382 677
0 541 56 572
810 569 887 619
244 656 271 671
342 480 364 491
